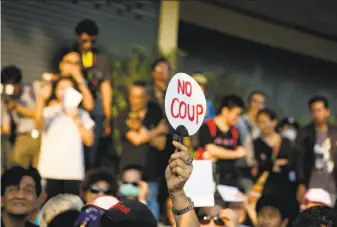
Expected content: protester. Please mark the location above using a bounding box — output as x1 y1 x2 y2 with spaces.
117 80 168 219
151 57 171 108
118 164 156 218
38 194 83 227
35 77 94 199
198 205 240 227
1 166 42 227
295 95 337 206
198 94 246 187
80 167 118 203
74 19 113 169
1 66 41 169
277 117 300 142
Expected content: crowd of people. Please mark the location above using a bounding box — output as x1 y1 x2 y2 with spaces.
1 18 337 227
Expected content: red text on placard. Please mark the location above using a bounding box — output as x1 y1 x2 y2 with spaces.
170 98 204 125
177 79 192 97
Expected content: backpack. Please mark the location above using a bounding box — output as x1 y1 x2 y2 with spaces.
196 119 239 160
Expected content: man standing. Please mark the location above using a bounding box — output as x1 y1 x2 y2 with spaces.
1 166 42 227
236 91 266 191
295 95 337 206
198 94 246 187
74 19 113 169
117 81 167 220
1 66 40 169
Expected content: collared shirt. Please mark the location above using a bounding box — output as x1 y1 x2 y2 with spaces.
1 81 39 133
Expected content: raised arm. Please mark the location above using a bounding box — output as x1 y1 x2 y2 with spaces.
166 141 200 227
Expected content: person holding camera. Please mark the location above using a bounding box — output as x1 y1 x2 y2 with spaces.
1 65 41 169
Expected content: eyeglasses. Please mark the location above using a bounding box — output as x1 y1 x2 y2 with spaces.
89 185 113 195
122 181 139 187
198 214 225 226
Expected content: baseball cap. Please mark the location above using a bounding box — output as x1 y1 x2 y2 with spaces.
304 188 332 207
100 200 157 227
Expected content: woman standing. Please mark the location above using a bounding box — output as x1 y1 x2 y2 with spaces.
254 108 298 222
35 77 94 199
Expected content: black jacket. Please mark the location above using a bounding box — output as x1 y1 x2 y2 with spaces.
294 123 337 186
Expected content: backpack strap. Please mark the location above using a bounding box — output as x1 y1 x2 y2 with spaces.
196 119 217 160
206 119 217 137
231 126 240 147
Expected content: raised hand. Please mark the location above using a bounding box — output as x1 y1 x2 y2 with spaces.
165 141 193 194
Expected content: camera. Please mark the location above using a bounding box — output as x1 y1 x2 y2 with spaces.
0 83 15 104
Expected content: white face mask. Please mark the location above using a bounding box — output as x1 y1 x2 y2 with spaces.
282 129 297 141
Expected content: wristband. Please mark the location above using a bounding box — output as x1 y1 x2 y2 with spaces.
171 197 194 216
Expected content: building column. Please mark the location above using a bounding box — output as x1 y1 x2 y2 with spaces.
157 0 180 56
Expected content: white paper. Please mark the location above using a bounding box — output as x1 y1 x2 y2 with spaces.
164 73 207 136
217 185 245 203
63 87 83 109
184 160 214 207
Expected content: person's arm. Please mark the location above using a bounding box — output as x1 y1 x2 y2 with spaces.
170 191 200 227
166 141 200 227
72 70 94 111
11 102 36 118
126 126 162 146
206 144 246 160
1 104 11 135
72 111 94 147
293 128 308 203
34 99 46 129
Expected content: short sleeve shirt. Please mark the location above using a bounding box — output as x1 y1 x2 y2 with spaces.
38 105 94 180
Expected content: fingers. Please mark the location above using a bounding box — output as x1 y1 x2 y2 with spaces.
169 158 186 170
171 166 191 179
169 149 189 163
172 141 188 153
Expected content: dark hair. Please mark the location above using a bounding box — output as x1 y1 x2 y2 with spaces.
48 76 80 104
247 90 266 102
132 80 152 94
121 164 145 181
75 19 99 36
308 95 330 109
293 206 337 227
1 65 23 84
256 195 285 219
80 168 118 198
151 57 171 72
1 166 42 196
257 108 278 121
217 94 245 114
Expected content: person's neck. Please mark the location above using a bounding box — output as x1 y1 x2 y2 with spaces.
247 109 258 123
315 122 328 131
214 116 230 132
2 211 27 227
262 130 278 139
154 81 166 92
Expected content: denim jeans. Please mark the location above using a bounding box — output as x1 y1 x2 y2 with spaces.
146 181 160 220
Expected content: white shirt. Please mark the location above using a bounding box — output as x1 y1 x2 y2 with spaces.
38 105 94 180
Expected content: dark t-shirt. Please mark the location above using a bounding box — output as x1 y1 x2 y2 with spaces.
118 101 164 180
254 137 292 195
198 121 242 185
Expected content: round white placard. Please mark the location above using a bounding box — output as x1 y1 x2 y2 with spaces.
165 73 207 136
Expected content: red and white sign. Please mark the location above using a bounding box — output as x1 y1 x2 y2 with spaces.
165 73 207 136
